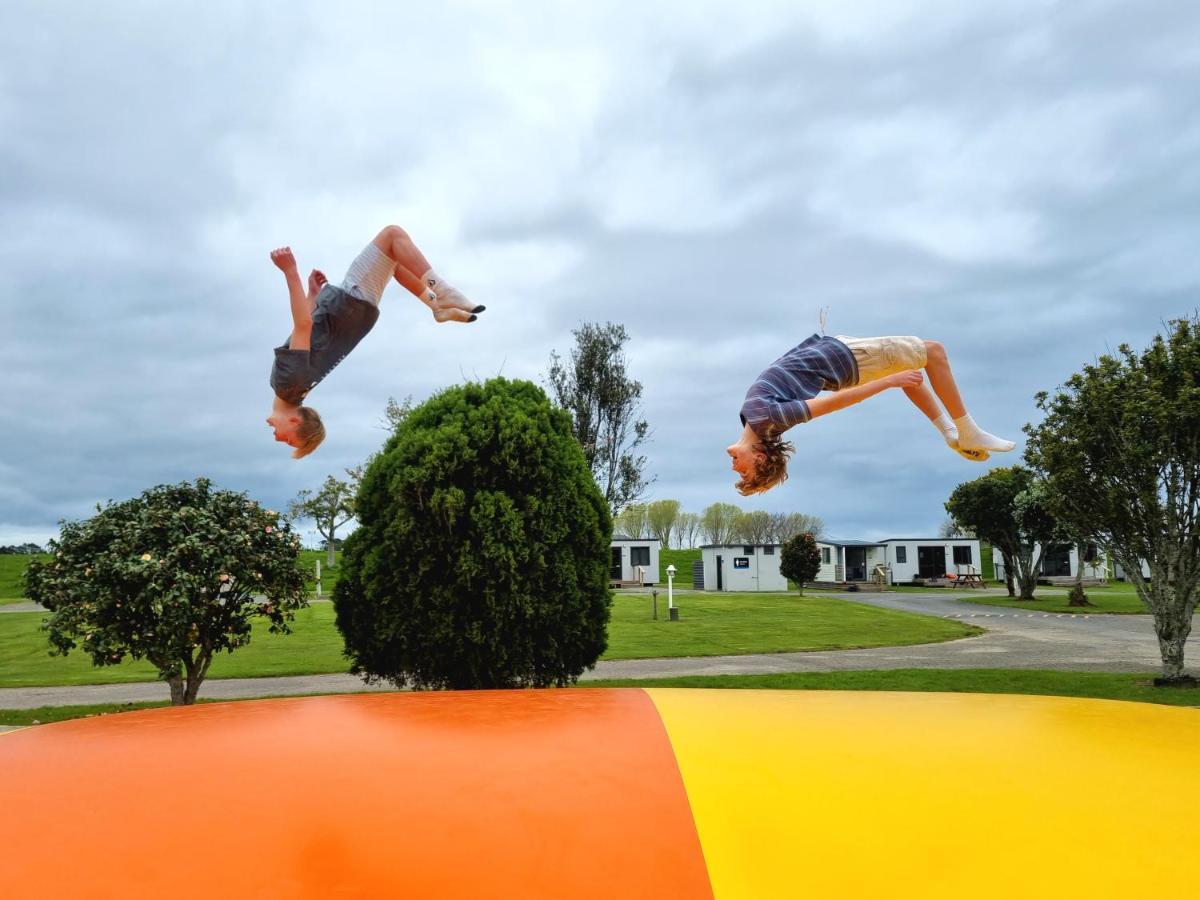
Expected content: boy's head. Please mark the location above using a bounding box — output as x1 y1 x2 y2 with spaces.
266 406 325 458
727 429 794 495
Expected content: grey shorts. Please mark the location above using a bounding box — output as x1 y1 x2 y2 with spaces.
341 242 396 306
835 335 928 385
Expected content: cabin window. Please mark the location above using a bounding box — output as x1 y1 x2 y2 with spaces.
895 546 907 564
630 546 650 567
953 546 973 565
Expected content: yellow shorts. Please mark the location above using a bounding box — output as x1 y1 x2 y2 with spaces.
834 335 928 385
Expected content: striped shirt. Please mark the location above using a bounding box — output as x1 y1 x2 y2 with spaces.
740 334 859 435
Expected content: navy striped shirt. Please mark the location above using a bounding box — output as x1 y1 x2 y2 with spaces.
740 334 859 435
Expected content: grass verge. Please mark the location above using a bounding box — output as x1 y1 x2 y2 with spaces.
4 669 1197 727
0 592 980 688
584 669 1200 707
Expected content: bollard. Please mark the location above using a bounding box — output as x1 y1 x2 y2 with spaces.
651 589 658 621
669 606 679 621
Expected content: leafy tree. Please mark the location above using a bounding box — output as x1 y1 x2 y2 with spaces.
23 479 307 705
676 512 702 549
615 502 649 538
334 378 612 689
1025 317 1200 683
780 532 822 595
380 394 414 431
287 474 356 567
701 502 740 545
938 518 966 538
733 510 773 544
945 466 1059 599
646 499 681 548
547 322 651 513
774 513 824 543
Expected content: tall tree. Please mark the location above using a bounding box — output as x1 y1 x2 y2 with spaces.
23 480 307 705
946 466 1059 600
938 518 965 538
614 502 649 538
701 502 741 545
733 510 772 544
334 378 611 689
646 499 682 548
780 532 822 595
1025 316 1200 684
547 322 651 513
288 474 356 567
775 512 825 543
677 512 702 549
380 394 414 431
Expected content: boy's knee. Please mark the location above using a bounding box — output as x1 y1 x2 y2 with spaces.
377 224 409 245
924 339 946 361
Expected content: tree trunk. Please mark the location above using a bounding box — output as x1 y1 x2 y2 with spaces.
182 652 214 705
1154 623 1190 683
327 523 337 568
1067 544 1092 607
1001 551 1016 597
168 676 185 706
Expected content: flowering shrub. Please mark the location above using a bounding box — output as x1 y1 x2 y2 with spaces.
24 478 308 704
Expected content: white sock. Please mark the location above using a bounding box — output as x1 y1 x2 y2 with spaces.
954 413 1016 452
933 413 957 446
421 269 483 314
932 413 988 461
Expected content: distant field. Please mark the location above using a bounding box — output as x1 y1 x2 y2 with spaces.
0 555 48 605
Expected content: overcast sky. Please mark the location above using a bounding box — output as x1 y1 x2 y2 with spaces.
3 0 1198 547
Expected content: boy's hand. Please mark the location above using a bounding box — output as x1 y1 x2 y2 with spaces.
308 269 328 296
884 370 924 389
270 246 297 273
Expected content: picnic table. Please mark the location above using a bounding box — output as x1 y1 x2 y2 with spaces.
952 572 984 588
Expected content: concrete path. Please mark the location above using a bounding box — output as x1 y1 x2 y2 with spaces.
1 591 1194 711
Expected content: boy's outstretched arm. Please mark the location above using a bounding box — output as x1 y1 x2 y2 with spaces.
270 246 314 351
806 370 923 419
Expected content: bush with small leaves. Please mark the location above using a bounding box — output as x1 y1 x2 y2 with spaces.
24 479 308 704
334 378 612 689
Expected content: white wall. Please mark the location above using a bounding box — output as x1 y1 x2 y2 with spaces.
700 545 786 592
884 539 982 583
611 539 661 584
992 543 1118 581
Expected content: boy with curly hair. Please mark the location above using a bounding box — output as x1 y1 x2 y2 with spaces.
266 224 483 458
727 334 1015 495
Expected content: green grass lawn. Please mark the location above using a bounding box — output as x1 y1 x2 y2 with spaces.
957 582 1154 615
3 669 1197 727
0 554 48 605
605 591 979 659
1 551 339 606
658 548 700 585
584 669 1200 707
0 591 981 688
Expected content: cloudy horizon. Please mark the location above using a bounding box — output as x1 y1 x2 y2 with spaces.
3 0 1198 548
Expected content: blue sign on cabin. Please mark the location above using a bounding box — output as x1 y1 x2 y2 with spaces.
733 557 750 569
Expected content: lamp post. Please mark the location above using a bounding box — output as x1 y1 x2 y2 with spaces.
666 564 678 621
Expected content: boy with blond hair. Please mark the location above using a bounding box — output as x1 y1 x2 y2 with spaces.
267 225 483 457
727 333 1015 495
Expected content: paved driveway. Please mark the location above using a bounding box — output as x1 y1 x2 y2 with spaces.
0 591 1194 710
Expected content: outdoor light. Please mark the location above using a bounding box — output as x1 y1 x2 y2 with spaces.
666 564 678 620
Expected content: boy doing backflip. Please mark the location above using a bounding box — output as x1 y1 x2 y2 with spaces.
727 333 1015 495
266 225 483 458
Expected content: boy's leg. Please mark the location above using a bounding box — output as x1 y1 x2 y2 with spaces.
922 340 1015 452
371 225 483 317
903 378 989 462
